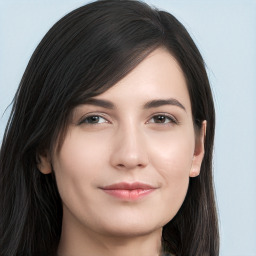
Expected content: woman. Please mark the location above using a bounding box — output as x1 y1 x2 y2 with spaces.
0 0 219 255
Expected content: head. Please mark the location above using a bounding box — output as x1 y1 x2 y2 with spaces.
0 1 219 256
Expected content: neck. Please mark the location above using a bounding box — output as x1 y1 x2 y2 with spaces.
57 210 162 256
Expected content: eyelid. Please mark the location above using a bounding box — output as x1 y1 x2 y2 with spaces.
76 111 178 126
146 113 179 124
77 112 111 125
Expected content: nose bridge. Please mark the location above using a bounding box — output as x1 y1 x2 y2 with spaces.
110 117 148 169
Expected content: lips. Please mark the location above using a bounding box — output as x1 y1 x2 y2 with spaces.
100 182 156 200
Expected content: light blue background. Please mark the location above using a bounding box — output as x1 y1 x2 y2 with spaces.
0 1 256 255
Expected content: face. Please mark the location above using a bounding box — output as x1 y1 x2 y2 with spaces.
39 48 205 238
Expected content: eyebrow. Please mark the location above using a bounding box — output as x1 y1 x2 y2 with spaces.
83 98 115 109
83 97 186 111
144 98 186 111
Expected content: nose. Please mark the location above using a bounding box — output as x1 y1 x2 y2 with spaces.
110 124 149 171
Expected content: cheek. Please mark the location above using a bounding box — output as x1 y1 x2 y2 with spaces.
52 130 108 207
54 130 108 176
149 128 195 177
148 129 194 215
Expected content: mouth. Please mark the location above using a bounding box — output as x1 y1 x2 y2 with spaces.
100 182 156 200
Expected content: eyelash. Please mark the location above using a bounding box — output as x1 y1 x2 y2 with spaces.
78 114 109 125
78 113 178 126
147 113 178 125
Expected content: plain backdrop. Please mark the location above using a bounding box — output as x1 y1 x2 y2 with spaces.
0 1 256 255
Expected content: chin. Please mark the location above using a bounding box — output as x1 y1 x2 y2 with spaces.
101 224 160 238
95 214 168 238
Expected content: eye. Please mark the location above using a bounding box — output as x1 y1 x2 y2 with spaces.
79 115 109 125
147 114 177 125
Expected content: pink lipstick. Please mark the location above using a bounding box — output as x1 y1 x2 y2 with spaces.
100 182 156 200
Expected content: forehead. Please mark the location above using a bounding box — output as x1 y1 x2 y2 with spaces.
93 48 191 113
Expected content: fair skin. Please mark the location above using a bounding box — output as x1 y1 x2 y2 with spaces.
39 48 206 256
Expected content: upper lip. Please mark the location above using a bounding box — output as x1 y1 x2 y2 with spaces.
101 182 156 190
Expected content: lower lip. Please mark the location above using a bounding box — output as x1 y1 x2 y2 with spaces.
102 189 154 200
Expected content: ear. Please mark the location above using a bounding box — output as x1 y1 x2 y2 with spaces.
190 120 207 178
37 151 52 174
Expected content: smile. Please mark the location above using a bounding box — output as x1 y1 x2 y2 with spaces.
100 182 156 200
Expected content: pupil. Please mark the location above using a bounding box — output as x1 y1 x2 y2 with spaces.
89 116 99 123
154 115 165 123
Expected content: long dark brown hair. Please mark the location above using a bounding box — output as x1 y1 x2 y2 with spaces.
0 1 219 255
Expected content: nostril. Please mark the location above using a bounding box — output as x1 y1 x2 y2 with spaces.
115 162 146 170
